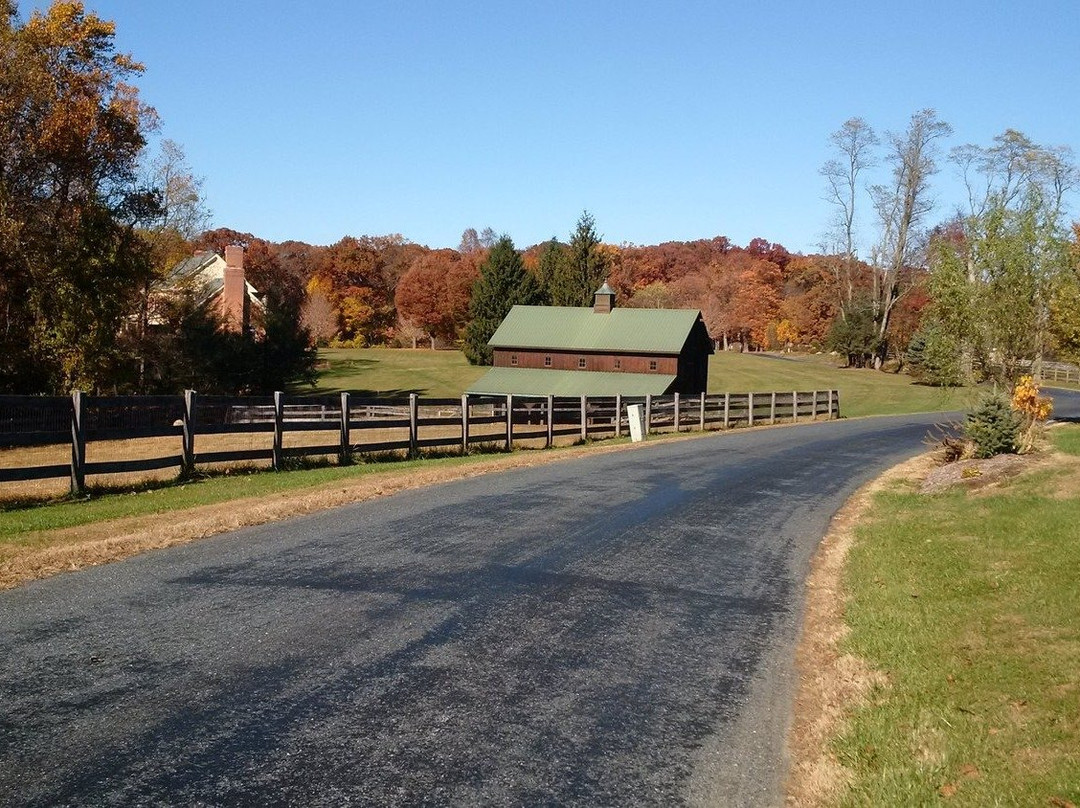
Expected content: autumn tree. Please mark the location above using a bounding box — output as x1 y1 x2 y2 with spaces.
462 236 542 364
953 131 1075 382
0 1 158 392
395 249 479 347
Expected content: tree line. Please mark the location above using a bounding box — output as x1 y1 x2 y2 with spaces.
4 4 1078 398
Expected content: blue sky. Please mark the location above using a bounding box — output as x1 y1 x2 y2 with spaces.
28 1 1080 253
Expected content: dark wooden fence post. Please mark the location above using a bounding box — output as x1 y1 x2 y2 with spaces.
461 394 469 455
70 390 86 496
546 394 554 448
615 394 622 438
339 392 351 464
505 394 513 450
182 389 197 477
674 392 680 432
580 395 587 442
833 390 840 418
273 391 284 470
409 393 419 457
699 392 706 431
645 394 652 436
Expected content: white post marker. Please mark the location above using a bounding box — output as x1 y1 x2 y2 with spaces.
626 403 645 442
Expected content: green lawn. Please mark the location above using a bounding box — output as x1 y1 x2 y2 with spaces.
312 347 487 398
312 347 974 417
0 453 485 544
833 426 1080 806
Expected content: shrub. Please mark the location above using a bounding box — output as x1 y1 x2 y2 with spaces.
906 323 963 386
1011 375 1053 453
965 394 1021 458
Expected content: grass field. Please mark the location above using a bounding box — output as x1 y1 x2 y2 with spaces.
832 426 1080 806
313 347 974 418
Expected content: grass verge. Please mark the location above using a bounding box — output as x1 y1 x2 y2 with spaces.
821 426 1080 806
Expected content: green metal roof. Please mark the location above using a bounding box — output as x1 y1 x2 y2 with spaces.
467 367 677 397
488 306 704 354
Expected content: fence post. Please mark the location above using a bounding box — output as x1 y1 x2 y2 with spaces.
339 392 351 464
505 393 513 451
699 392 706 431
645 395 653 436
833 390 840 418
748 392 755 426
811 390 818 421
409 393 419 458
828 389 835 419
273 391 284 470
674 392 680 432
723 392 730 429
461 394 469 455
182 389 197 477
580 395 587 442
770 392 777 424
792 391 798 423
546 394 554 448
70 390 86 496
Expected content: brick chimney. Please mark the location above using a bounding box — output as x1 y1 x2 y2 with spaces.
593 281 616 314
222 245 247 333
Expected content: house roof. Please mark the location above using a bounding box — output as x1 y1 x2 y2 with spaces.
468 367 677 397
488 305 705 354
159 251 264 309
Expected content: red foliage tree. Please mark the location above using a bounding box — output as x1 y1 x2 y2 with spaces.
395 249 479 346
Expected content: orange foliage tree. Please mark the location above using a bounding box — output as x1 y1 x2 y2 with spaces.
395 249 480 347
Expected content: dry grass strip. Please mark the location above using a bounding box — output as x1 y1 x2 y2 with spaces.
784 453 936 806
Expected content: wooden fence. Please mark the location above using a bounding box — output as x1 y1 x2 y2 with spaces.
0 389 840 495
1038 364 1080 386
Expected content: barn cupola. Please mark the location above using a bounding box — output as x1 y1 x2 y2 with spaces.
593 281 616 314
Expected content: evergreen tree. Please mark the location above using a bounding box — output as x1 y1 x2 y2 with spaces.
462 236 541 365
550 211 608 306
533 238 565 306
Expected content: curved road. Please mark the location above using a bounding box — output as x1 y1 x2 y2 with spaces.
2 393 1078 807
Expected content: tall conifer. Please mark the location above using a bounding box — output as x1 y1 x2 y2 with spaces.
462 236 541 365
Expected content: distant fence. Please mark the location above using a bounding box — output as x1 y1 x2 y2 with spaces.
1038 363 1080 386
0 389 840 496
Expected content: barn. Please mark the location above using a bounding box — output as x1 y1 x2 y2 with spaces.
468 283 713 396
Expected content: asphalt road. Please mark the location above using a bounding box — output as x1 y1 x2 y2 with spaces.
2 394 1078 807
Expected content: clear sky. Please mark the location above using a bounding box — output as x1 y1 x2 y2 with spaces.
27 0 1080 253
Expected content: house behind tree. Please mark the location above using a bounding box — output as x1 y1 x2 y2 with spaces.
157 245 264 334
469 283 713 396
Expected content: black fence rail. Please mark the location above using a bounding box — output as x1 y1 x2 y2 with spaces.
0 389 840 495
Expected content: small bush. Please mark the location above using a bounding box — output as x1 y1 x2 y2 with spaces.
965 394 1020 458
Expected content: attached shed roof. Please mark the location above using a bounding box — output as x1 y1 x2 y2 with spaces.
488 306 704 355
467 367 677 397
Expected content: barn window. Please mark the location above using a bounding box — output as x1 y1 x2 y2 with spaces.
511 354 518 365
614 358 621 370
649 359 658 371
544 355 552 367
578 357 586 368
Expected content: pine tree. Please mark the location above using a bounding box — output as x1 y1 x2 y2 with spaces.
462 236 542 365
550 211 608 306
